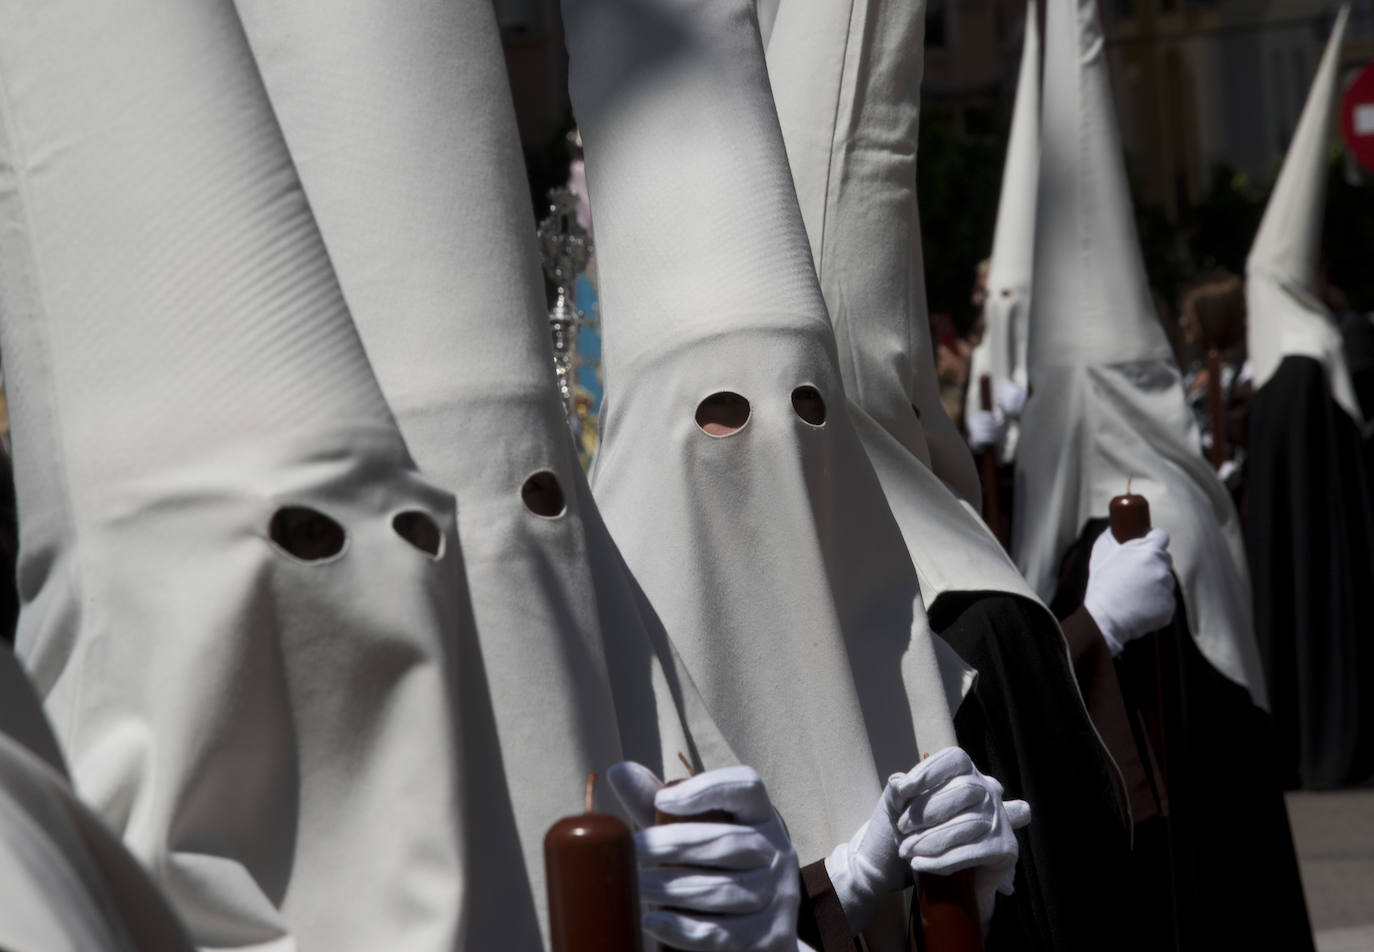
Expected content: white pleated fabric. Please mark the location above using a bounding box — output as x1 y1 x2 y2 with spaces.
766 0 1040 611
564 2 959 922
232 2 737 944
964 1 1040 463
0 650 193 952
1015 0 1267 704
1246 5 1364 430
0 3 475 948
771 7 981 511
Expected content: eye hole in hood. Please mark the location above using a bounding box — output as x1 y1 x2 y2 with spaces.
521 470 567 518
269 506 347 562
695 391 751 436
392 510 444 558
791 385 826 426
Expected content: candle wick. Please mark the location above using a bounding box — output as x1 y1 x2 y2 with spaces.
1127 475 1133 495
677 752 696 777
585 771 596 814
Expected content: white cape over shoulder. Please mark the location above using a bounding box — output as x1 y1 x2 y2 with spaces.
0 650 193 952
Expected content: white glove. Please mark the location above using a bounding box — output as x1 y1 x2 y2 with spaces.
994 379 1027 418
891 748 1031 934
966 410 1003 452
822 778 910 933
606 762 802 952
1083 527 1177 656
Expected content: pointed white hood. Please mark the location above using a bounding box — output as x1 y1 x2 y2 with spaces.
766 0 1040 611
0 2 477 946
1014 0 1267 705
966 1 1041 462
1246 5 1363 428
232 1 736 942
563 0 959 886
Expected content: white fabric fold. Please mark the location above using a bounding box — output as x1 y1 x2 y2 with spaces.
563 0 958 920
1245 5 1364 431
765 0 1042 612
231 2 738 943
764 0 978 512
0 650 194 952
0 2 474 946
1014 0 1267 705
965 0 1040 463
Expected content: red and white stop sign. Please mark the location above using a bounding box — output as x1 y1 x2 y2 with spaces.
1342 62 1374 174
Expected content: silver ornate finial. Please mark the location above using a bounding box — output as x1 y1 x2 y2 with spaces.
537 188 592 422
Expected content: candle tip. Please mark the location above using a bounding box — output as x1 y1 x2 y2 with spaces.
677 752 696 777
1127 475 1133 495
585 771 596 814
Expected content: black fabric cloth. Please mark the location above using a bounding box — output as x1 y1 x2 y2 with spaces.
1341 312 1374 423
0 450 15 645
1245 354 1374 789
930 591 1137 952
796 860 858 951
1056 517 1314 952
1058 606 1161 826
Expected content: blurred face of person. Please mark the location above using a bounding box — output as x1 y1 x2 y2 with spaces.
1179 304 1201 348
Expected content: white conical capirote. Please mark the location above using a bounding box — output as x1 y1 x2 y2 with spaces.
766 0 1039 609
1245 5 1363 427
1015 0 1267 704
566 0 960 900
1028 0 1170 371
766 0 981 508
966 0 1040 460
233 3 736 943
0 2 475 945
565 0 833 376
987 0 1041 303
0 7 399 526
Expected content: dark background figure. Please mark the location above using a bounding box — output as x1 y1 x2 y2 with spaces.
1052 519 1315 952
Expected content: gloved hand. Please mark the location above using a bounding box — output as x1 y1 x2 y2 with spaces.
994 379 1027 418
891 748 1031 934
822 778 910 933
966 410 1003 452
606 762 802 951
1083 526 1177 656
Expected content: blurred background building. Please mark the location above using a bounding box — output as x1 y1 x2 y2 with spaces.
921 0 1374 335
492 0 1374 352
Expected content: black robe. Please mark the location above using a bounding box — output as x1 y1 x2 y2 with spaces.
1055 518 1314 952
931 591 1138 952
0 450 15 645
797 592 1138 952
1244 354 1374 789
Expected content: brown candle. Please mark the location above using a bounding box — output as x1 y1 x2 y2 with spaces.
652 755 731 952
917 869 984 952
544 773 643 952
1109 478 1151 543
654 753 732 826
913 748 984 951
